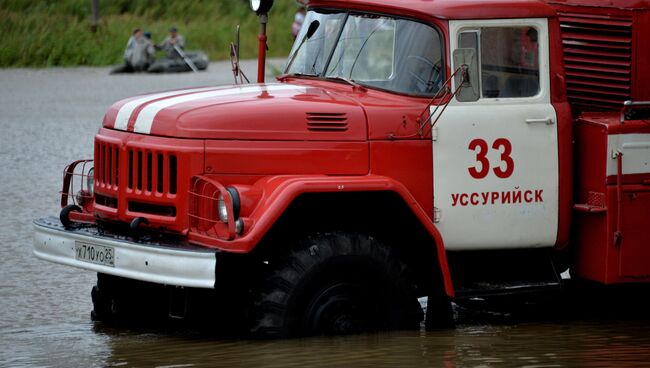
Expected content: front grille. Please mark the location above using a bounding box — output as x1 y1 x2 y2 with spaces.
126 149 178 195
94 142 178 197
95 141 119 190
91 131 199 232
558 11 633 111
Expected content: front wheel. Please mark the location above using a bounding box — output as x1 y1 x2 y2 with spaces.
90 273 166 323
250 232 423 338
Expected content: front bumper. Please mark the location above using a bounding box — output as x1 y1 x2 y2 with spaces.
33 217 217 288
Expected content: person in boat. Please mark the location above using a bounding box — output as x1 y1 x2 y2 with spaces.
147 26 208 73
156 26 186 59
133 31 155 70
123 28 141 62
110 28 155 73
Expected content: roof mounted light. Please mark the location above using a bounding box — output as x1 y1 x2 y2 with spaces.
250 0 273 14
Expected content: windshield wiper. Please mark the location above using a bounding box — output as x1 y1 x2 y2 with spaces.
277 72 318 81
324 76 367 91
285 20 321 73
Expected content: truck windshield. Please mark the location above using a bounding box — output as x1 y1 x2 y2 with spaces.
285 11 443 96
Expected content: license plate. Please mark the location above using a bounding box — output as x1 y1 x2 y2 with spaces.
75 241 115 267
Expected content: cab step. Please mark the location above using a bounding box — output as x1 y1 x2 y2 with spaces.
454 280 563 299
448 248 564 299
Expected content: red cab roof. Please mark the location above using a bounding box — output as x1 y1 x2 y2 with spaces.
306 0 558 20
545 0 650 9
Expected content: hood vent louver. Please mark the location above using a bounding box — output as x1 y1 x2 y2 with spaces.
306 112 348 132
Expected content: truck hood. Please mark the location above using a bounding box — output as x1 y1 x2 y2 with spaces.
102 83 367 141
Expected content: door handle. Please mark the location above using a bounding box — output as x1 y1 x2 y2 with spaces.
526 118 554 125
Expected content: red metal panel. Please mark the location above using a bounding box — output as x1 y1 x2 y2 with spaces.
308 0 557 20
549 15 574 249
186 174 456 297
369 140 433 221
150 84 368 141
555 7 634 112
617 188 650 278
546 0 650 9
563 56 630 68
572 115 650 283
567 86 630 98
571 118 609 282
559 16 633 28
632 10 650 101
205 140 369 176
566 79 629 92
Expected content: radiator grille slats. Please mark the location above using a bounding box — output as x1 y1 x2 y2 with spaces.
93 136 184 222
94 140 178 197
126 149 177 196
95 141 119 189
558 11 633 111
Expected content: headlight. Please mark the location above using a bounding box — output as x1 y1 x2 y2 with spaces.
217 187 241 224
86 168 94 197
217 193 228 223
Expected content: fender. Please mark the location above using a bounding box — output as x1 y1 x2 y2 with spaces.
189 174 455 297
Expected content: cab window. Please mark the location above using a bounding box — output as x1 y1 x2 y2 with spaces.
459 26 539 99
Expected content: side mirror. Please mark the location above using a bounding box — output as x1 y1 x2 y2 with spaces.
250 0 274 14
453 48 479 102
306 20 320 39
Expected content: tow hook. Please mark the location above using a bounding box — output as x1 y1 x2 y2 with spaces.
130 217 149 239
60 204 82 228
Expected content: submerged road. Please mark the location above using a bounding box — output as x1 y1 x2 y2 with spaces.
1 61 650 367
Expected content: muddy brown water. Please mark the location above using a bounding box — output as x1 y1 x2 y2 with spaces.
1 62 650 367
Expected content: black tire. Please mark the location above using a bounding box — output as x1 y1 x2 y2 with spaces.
250 232 423 338
90 273 118 322
90 273 166 323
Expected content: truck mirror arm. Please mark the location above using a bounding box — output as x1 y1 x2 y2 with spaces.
415 66 469 137
387 66 467 140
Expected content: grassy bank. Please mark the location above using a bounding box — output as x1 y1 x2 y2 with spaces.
0 0 299 67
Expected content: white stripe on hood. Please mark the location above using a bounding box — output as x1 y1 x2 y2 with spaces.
113 87 218 131
133 85 299 134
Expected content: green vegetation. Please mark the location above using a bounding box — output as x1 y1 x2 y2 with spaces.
0 0 299 67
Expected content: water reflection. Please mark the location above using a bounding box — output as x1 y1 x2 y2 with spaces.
93 317 650 368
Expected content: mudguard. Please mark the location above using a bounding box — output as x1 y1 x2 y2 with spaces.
189 174 454 297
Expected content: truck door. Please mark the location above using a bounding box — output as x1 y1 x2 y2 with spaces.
433 19 559 250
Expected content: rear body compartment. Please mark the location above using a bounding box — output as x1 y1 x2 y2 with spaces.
572 113 650 283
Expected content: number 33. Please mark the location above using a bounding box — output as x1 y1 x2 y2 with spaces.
468 138 514 179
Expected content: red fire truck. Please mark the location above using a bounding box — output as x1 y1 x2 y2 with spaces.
34 0 650 337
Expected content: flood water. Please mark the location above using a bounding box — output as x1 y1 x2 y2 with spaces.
1 62 650 367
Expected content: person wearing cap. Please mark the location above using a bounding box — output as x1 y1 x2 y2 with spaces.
130 31 156 71
156 26 186 59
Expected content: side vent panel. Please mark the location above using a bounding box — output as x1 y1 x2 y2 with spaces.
558 11 633 111
306 112 348 132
